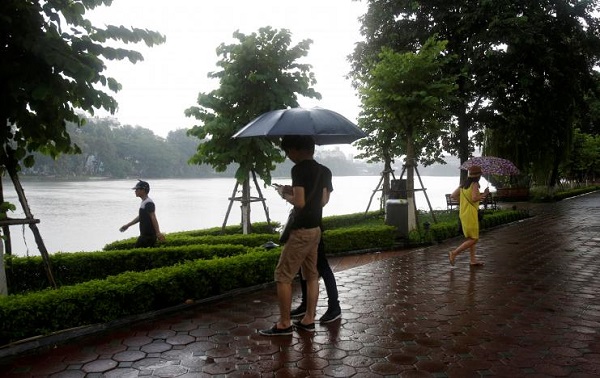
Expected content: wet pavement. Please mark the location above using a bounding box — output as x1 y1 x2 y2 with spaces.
0 191 599 377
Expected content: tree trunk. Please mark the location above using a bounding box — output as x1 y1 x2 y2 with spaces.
382 157 393 207
241 177 251 234
7 166 56 288
0 178 12 255
251 170 272 231
405 134 417 232
457 100 471 183
0 235 7 296
548 147 561 188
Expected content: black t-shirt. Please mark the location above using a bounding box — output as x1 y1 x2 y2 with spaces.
291 160 333 229
138 197 156 236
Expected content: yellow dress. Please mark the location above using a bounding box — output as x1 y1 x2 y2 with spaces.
459 184 480 239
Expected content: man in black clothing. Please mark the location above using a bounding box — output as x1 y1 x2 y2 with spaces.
290 163 341 323
259 136 329 336
119 180 165 247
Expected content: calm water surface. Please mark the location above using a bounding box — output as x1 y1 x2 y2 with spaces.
2 176 490 256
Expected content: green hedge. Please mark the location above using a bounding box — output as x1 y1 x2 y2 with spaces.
529 185 599 202
166 233 277 248
5 244 258 295
168 221 278 237
323 225 396 254
5 225 397 295
425 209 530 242
0 249 279 345
321 211 385 229
102 213 384 251
103 232 277 251
550 185 599 201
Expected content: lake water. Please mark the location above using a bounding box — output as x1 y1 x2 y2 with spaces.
1 175 491 256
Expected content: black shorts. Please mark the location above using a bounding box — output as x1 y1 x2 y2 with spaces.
135 235 157 248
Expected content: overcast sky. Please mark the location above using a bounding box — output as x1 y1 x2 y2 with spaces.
88 0 366 139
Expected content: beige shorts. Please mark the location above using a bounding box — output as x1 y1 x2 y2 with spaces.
274 227 321 284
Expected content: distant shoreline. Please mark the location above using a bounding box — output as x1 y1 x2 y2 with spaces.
16 167 460 182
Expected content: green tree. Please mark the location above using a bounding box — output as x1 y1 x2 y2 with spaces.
24 121 223 178
355 38 456 229
1 0 165 174
185 27 321 233
351 0 600 189
561 129 600 183
166 129 217 177
112 125 161 177
82 118 122 176
0 0 163 284
351 0 494 182
482 0 600 187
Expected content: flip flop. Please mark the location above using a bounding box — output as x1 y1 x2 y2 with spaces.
470 262 485 267
448 251 455 266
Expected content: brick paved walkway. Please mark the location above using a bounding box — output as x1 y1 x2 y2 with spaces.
0 191 599 377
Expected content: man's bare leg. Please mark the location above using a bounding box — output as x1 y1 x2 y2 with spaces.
276 281 292 328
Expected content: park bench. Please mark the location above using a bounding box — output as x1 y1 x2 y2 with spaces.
445 192 497 210
445 194 460 210
481 192 498 210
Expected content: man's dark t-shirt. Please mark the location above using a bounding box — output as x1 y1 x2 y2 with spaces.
291 160 332 229
138 197 156 237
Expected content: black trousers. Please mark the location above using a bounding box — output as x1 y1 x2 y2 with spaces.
135 234 157 248
298 238 339 309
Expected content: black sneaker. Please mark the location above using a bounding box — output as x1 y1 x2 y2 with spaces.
258 325 293 336
293 320 315 332
290 305 306 318
319 308 342 324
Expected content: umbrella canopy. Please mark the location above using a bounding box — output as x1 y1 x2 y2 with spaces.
460 156 520 176
232 107 367 145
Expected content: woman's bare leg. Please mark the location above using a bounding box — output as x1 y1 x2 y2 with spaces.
450 238 477 264
469 242 484 265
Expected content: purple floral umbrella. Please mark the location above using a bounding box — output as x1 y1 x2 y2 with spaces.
460 156 520 176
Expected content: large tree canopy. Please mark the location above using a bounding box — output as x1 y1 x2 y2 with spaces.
351 0 494 177
355 37 456 227
350 0 600 187
481 0 600 186
0 0 165 171
355 38 456 168
185 26 321 233
185 26 321 184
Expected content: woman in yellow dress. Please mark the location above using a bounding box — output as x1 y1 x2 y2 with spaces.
448 165 489 267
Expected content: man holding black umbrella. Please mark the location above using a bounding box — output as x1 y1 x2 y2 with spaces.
259 135 330 336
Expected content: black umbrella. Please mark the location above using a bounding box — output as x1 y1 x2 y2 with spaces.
232 107 367 145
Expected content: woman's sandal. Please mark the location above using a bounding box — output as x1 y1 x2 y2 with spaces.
448 251 456 266
470 261 485 267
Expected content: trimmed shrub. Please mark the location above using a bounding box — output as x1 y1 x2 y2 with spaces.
104 231 278 251
0 248 279 345
5 244 258 294
323 225 396 254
